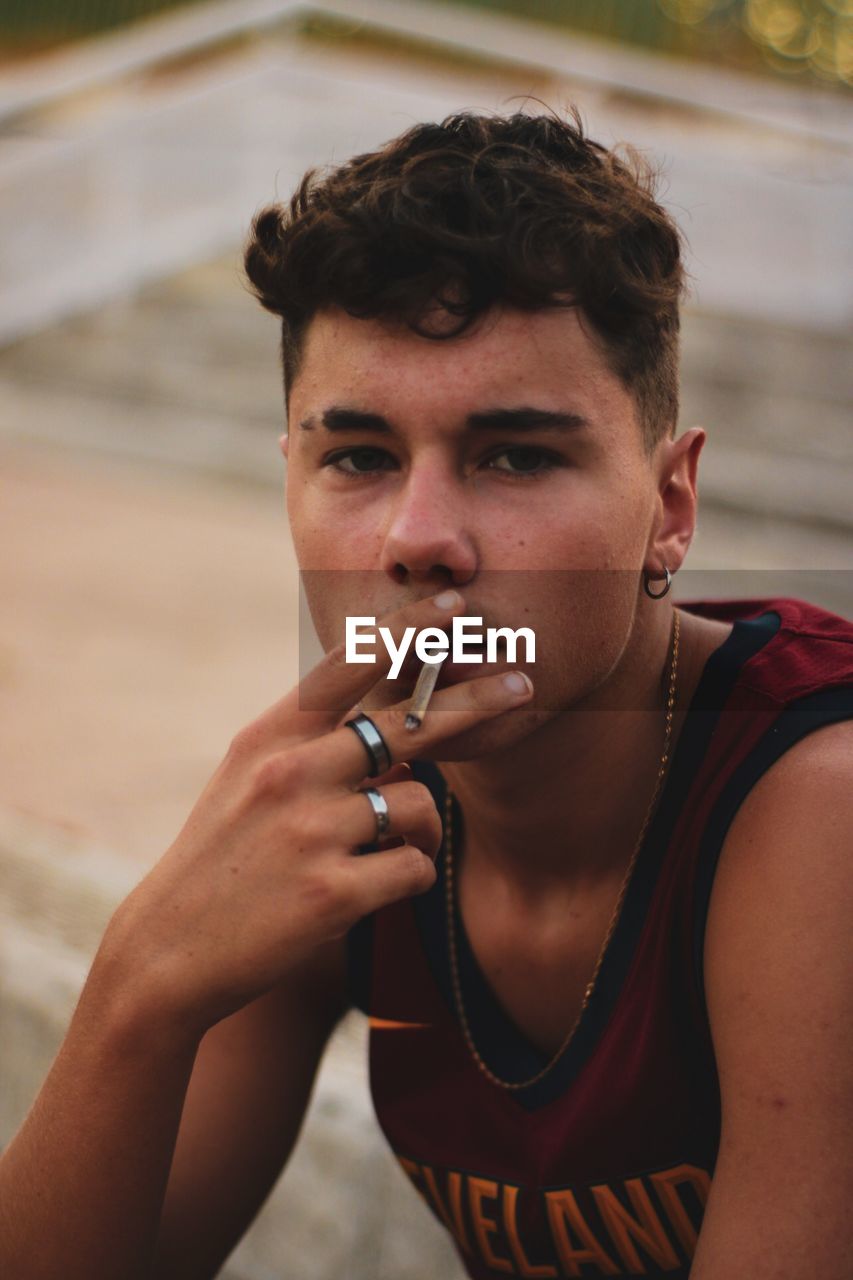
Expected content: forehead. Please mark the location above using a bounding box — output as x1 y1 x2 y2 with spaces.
290 304 637 438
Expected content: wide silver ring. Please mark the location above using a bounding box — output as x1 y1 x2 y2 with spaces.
344 712 392 777
363 787 391 839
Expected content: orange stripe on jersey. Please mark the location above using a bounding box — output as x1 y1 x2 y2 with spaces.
369 1016 432 1031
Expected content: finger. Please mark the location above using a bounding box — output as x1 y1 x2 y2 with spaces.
314 669 534 786
341 781 443 860
347 760 411 793
372 834 407 852
368 762 412 789
254 590 467 743
342 843 438 918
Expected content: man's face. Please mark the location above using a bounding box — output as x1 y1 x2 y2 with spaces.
285 303 662 756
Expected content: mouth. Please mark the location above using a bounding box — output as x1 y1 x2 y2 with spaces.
393 635 511 691
436 652 508 687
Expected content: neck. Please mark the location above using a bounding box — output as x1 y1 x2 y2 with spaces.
440 605 724 896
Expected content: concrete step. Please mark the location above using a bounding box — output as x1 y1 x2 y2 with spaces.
0 805 465 1280
2 267 851 437
680 312 852 448
1 255 849 534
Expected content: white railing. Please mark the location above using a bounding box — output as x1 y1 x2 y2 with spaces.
0 0 850 344
1 0 850 144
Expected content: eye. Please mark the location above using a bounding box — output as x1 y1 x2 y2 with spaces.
322 444 561 479
324 447 397 477
485 446 561 476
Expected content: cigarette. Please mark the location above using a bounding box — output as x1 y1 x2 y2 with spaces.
405 657 446 731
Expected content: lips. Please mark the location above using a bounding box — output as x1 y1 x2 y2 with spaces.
436 652 507 687
392 634 510 691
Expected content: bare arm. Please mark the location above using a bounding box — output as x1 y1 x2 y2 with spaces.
0 934 200 1280
0 589 532 1279
152 938 348 1280
0 932 346 1280
690 719 853 1278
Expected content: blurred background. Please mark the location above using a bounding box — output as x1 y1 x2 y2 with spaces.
0 2 850 1277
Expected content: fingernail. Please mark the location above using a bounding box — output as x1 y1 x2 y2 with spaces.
504 671 533 696
434 590 462 611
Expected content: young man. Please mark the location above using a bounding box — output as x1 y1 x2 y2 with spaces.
1 109 851 1280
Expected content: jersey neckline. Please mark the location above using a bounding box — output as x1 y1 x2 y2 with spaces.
412 602 783 1112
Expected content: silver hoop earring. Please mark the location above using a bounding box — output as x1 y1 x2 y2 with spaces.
643 566 672 599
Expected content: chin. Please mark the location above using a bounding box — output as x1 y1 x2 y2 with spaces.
421 703 544 763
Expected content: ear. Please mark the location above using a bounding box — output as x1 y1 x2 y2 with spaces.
643 427 705 579
279 432 289 459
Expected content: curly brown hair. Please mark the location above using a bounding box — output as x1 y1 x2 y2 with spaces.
243 105 688 455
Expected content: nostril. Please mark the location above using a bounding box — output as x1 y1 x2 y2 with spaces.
392 564 457 589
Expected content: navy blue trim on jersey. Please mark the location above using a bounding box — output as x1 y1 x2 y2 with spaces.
346 911 375 1014
409 609 782 1111
692 681 853 1023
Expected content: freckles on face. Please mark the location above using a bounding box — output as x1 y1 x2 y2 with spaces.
286 305 650 568
286 306 657 732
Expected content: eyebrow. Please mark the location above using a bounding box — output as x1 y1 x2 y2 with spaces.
299 406 592 434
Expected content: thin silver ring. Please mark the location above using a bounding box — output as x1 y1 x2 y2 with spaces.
344 712 392 777
362 787 391 839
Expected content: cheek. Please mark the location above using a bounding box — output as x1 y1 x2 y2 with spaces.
298 571 370 655
287 474 382 571
553 574 636 675
503 519 620 573
538 488 650 572
514 571 637 709
484 475 635 571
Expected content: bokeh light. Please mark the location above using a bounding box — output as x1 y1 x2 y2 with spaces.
657 0 852 83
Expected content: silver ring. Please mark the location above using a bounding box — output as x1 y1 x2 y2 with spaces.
344 712 392 777
363 787 391 839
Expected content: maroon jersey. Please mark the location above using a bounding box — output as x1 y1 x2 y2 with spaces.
347 596 853 1278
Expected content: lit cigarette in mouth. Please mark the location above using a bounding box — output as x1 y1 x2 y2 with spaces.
405 658 446 731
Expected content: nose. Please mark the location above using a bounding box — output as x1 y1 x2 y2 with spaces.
380 458 477 589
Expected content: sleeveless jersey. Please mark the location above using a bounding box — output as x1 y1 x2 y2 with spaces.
347 595 853 1279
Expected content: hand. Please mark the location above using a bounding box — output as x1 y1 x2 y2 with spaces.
103 591 534 1033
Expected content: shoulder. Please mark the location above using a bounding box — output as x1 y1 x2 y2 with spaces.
705 715 852 930
713 707 851 831
690 718 853 1277
703 715 852 1050
703 715 852 1023
703 716 852 1044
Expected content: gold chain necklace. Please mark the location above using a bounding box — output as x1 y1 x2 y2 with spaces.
443 607 681 1091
